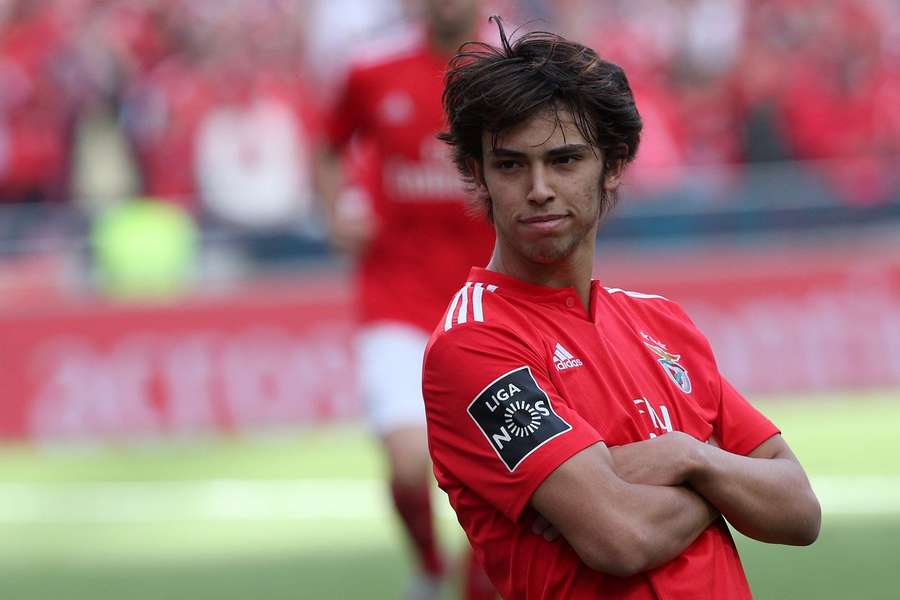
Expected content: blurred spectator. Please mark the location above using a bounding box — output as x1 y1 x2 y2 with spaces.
0 0 896 249
191 8 321 230
303 0 406 97
120 0 322 232
0 0 75 204
774 0 900 204
549 0 900 205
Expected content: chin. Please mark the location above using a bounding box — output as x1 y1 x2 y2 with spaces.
524 243 571 265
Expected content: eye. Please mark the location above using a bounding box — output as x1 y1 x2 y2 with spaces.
494 160 521 171
553 154 581 166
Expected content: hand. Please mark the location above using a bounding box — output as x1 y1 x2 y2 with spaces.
609 431 707 487
531 513 561 542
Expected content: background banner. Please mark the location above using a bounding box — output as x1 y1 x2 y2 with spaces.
3 242 899 440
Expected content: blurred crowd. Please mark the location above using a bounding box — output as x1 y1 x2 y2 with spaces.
0 0 321 228
553 0 900 204
0 0 898 226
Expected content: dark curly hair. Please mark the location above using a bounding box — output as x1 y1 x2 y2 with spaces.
439 17 642 219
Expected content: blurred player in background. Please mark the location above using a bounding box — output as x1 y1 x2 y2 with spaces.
315 1 495 598
424 19 821 598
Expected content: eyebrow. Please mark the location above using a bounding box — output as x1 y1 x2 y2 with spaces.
489 144 592 158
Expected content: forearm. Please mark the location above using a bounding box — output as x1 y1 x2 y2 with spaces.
618 481 720 571
691 442 820 545
533 442 719 577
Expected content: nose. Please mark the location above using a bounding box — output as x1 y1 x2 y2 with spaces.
526 165 555 205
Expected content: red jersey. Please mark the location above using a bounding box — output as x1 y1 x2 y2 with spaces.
126 58 214 204
422 267 780 599
326 27 494 332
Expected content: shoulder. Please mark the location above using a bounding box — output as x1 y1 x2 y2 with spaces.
429 279 543 348
602 286 670 302
439 281 503 333
427 282 511 364
425 282 543 374
601 285 694 325
600 284 716 360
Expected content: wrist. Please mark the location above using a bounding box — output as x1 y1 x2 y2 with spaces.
685 436 715 485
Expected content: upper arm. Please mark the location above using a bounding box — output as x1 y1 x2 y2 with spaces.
715 377 781 456
423 324 604 521
326 67 367 148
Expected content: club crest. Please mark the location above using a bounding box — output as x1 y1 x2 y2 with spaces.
640 331 692 394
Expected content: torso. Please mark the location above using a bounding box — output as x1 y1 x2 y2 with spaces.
424 268 777 599
328 28 494 330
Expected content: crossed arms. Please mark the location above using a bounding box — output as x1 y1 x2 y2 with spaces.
530 432 821 577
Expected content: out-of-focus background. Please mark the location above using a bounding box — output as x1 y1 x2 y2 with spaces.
0 0 898 598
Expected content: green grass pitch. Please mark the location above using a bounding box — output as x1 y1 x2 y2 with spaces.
0 391 898 599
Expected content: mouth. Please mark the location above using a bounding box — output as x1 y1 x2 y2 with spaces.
518 214 570 233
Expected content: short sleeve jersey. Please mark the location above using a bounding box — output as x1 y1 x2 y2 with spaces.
326 27 494 331
422 268 780 600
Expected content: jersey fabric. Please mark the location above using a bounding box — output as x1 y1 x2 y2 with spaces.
422 267 780 599
326 27 494 332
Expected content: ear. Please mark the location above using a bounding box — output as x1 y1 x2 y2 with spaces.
602 158 625 193
467 157 491 203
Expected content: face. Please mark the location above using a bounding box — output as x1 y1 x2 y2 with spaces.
474 109 620 268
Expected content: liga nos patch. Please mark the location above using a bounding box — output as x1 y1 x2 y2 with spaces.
467 366 572 471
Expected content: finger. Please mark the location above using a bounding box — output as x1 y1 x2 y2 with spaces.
542 527 560 542
531 515 550 535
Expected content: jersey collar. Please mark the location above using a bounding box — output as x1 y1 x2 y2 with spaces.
466 267 601 317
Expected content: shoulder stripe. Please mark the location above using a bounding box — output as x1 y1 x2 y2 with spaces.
444 286 466 331
472 283 485 322
472 283 498 322
458 283 471 325
445 282 498 331
478 284 498 324
604 287 669 301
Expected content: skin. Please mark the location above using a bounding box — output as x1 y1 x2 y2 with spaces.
472 108 820 574
611 432 821 546
472 108 620 312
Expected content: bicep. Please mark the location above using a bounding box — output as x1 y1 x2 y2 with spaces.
715 377 781 455
531 441 619 525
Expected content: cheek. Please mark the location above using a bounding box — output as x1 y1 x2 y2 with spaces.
484 178 518 215
562 178 601 212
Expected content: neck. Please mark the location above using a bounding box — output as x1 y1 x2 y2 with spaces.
486 236 596 312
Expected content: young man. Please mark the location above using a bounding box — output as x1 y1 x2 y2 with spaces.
423 19 821 599
315 1 495 598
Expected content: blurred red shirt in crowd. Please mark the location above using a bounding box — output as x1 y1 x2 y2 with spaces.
325 25 494 331
0 1 72 203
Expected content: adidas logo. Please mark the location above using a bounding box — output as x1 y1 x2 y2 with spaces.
553 343 583 371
